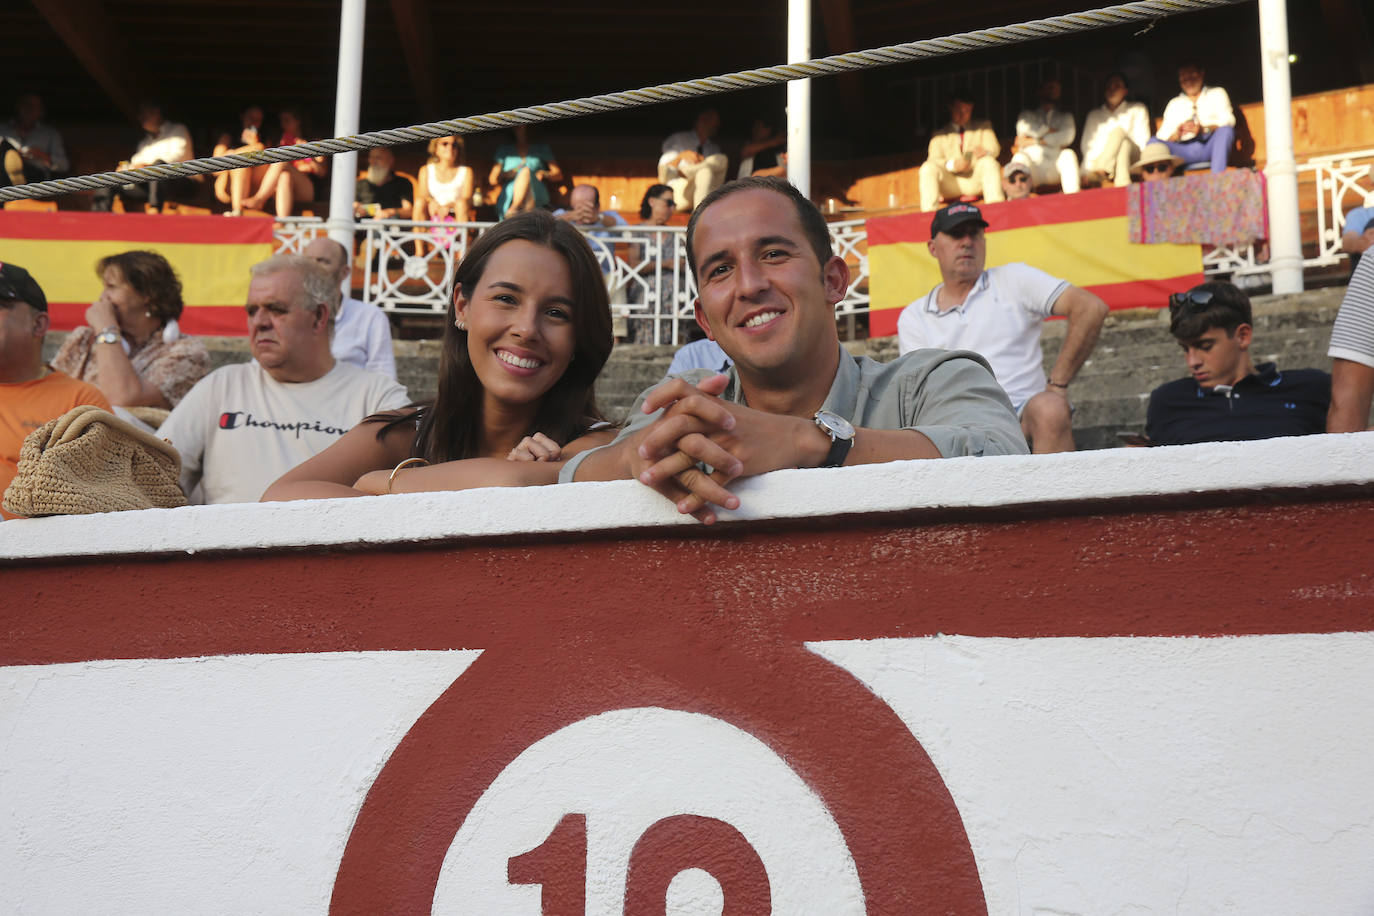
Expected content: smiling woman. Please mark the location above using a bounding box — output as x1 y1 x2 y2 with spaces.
260 211 616 502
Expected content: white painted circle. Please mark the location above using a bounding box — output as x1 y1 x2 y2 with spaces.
431 707 864 915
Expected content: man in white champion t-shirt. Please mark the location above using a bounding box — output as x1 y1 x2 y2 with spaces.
159 255 408 504
896 202 1108 453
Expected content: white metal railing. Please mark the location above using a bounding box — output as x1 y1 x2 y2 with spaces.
270 153 1373 331
272 216 329 254
1200 149 1374 280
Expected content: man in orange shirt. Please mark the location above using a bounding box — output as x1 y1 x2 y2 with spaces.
0 262 111 518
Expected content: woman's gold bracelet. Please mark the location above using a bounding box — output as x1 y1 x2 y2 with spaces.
387 457 429 493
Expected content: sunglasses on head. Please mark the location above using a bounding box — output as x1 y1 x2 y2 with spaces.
1142 162 1171 174
1169 289 1214 312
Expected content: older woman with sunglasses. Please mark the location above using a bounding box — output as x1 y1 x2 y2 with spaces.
1130 142 1183 183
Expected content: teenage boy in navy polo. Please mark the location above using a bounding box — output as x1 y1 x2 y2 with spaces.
1145 281 1329 445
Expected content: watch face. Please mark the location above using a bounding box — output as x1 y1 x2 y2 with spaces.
814 410 855 440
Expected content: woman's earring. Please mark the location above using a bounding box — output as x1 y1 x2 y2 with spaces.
455 318 467 331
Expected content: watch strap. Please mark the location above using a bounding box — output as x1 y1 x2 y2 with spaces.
822 435 853 468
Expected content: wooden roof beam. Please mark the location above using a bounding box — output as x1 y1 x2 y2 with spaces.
389 0 443 121
817 0 866 132
31 0 156 122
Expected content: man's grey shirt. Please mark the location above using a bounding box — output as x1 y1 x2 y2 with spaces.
560 344 1028 482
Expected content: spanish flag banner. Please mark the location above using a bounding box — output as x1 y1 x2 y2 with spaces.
866 187 1204 338
0 211 274 336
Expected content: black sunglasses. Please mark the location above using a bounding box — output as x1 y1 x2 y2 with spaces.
1008 173 1030 183
1169 289 1214 312
1142 162 1171 174
656 197 676 207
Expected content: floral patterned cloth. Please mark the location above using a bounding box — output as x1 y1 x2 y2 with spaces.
52 327 211 408
1128 169 1267 245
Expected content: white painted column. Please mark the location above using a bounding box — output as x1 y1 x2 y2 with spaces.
1258 0 1302 294
786 0 811 198
326 0 367 250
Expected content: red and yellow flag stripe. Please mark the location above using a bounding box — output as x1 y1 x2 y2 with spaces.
866 187 1203 338
0 211 274 336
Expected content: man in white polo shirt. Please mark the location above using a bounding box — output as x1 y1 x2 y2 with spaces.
897 202 1108 453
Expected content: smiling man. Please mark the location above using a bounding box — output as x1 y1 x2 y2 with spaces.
897 202 1109 454
1145 281 1329 446
560 176 1026 523
158 254 407 504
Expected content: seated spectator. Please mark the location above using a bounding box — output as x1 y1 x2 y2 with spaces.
897 203 1109 454
243 107 327 217
0 93 69 183
560 178 1028 525
1327 255 1374 432
1146 281 1329 445
918 92 1002 212
91 100 194 212
490 125 562 219
158 255 408 504
0 139 20 187
1 263 112 519
1341 195 1374 274
51 251 210 408
354 146 413 220
1011 78 1080 194
1002 161 1034 201
261 210 616 501
1156 60 1235 174
556 185 627 270
1081 72 1150 188
630 183 682 344
302 237 397 379
212 104 267 215
415 135 472 250
659 109 728 212
738 117 786 179
1130 141 1183 183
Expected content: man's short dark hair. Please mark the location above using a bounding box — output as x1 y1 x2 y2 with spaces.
1169 280 1251 340
947 90 973 107
685 176 833 280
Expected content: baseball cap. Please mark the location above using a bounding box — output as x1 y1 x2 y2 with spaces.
1002 161 1030 179
930 202 988 236
0 262 47 312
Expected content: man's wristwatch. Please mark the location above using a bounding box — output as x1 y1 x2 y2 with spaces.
95 326 121 345
813 409 855 468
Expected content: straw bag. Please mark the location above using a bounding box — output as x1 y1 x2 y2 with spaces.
2 405 188 517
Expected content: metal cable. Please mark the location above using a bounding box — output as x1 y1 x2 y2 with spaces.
0 0 1243 203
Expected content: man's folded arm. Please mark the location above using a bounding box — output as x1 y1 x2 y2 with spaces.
900 353 1030 458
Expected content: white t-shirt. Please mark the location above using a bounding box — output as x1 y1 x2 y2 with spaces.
896 263 1069 409
333 296 397 379
1081 100 1151 164
1157 86 1235 142
160 360 409 505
